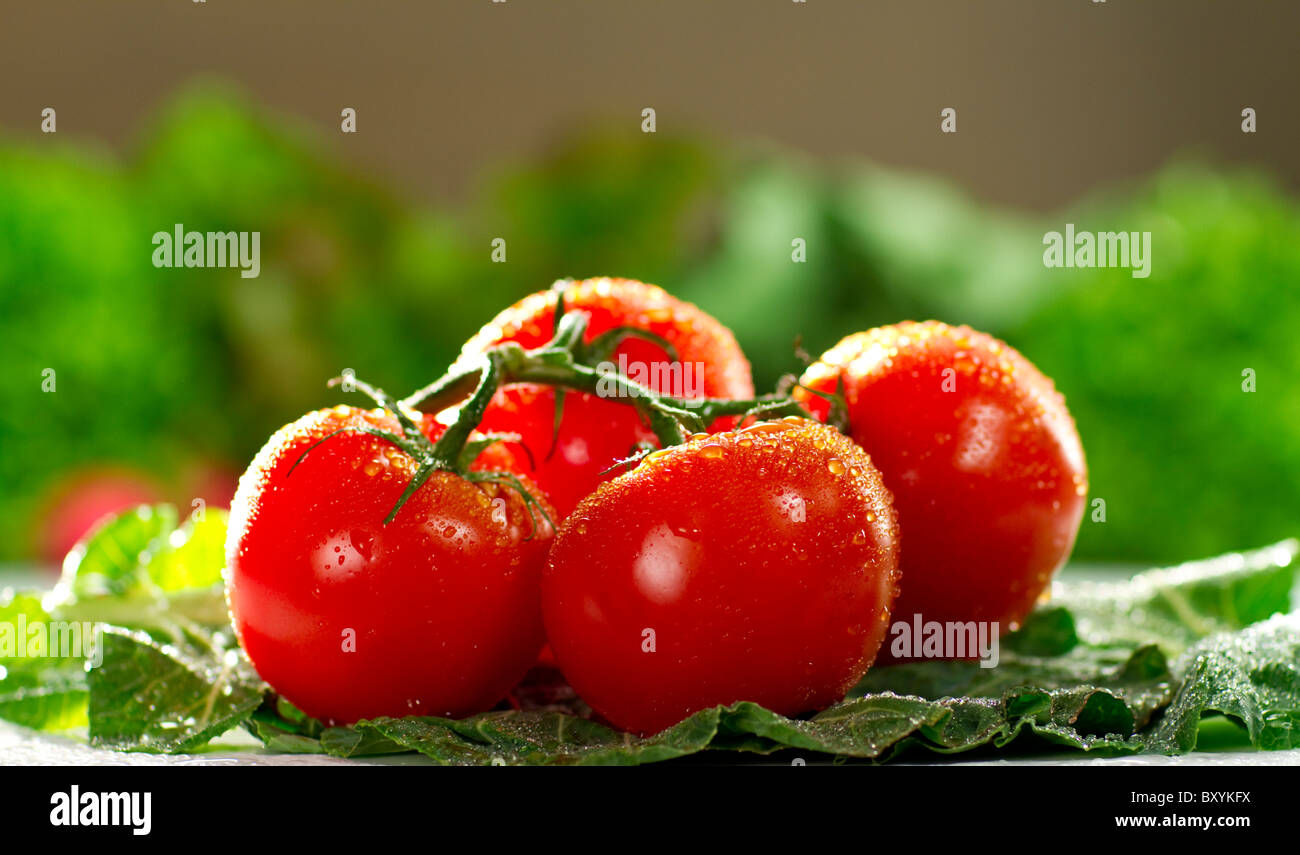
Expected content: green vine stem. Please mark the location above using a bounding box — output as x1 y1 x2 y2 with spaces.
401 309 811 450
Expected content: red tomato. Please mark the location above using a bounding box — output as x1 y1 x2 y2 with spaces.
226 405 554 724
453 278 753 518
543 418 899 735
796 321 1087 650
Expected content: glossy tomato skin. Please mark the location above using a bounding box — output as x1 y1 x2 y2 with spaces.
797 322 1087 647
455 277 754 518
225 406 554 725
543 419 900 735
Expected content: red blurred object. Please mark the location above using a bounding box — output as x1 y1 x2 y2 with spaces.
38 468 165 568
180 461 240 513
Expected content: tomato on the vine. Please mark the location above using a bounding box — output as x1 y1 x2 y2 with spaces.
796 321 1086 649
453 277 754 518
542 418 899 735
225 404 554 724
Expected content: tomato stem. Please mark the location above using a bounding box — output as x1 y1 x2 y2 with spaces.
428 350 504 466
401 310 811 451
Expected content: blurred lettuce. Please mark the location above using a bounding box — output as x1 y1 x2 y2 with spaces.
674 156 1047 385
1014 164 1300 562
0 88 463 560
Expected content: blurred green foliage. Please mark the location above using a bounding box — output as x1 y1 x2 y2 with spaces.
1 85 1296 563
1015 166 1300 563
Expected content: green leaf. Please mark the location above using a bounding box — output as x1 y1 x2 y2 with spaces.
300 689 1143 766
1 589 57 675
87 626 264 753
1002 605 1080 657
60 504 230 600
0 670 88 731
1049 540 1298 655
0 588 90 730
147 509 229 592
61 505 177 599
854 643 1177 733
0 504 236 738
1144 612 1300 753
246 718 329 755
318 724 417 758
349 706 730 766
44 505 232 638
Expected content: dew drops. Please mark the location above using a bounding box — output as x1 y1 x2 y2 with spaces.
741 421 794 436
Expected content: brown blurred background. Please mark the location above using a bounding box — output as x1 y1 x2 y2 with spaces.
2 0 1294 210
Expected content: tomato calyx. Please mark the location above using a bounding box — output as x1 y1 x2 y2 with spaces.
791 375 852 434
538 291 685 459
549 287 682 367
287 362 554 535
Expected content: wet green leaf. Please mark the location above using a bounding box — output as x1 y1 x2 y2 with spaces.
1144 612 1300 753
87 627 263 753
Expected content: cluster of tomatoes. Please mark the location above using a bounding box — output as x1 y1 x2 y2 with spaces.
225 278 1086 735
